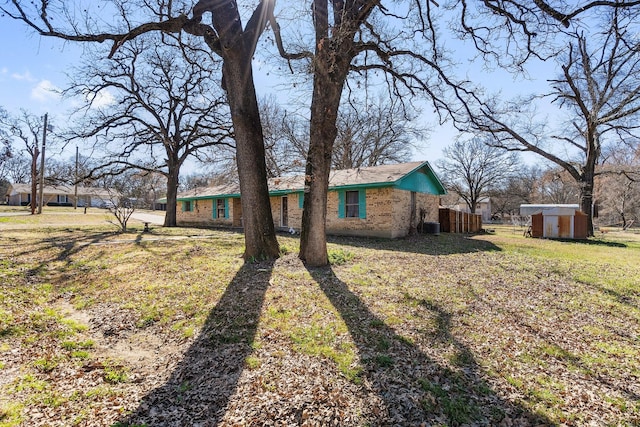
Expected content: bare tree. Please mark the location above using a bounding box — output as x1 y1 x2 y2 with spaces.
332 95 425 170
0 110 45 214
106 193 137 232
259 92 423 175
259 96 307 177
488 165 544 220
64 33 233 227
269 1 640 265
0 154 29 184
596 145 640 228
536 167 582 204
465 10 640 235
0 107 12 170
2 0 280 260
437 137 520 214
5 1 640 263
597 172 640 228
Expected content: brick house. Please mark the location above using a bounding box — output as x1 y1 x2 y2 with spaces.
176 161 446 238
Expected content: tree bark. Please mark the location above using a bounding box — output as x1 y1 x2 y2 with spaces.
197 1 279 261
580 175 595 237
164 166 178 227
211 24 279 260
226 59 279 260
299 41 349 266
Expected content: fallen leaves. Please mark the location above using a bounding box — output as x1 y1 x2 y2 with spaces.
1 226 639 426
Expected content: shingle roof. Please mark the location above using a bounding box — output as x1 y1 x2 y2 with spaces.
178 162 435 200
7 183 117 198
178 182 242 199
327 161 425 187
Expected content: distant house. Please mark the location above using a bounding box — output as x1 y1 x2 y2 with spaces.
176 161 447 238
520 204 587 239
5 183 117 208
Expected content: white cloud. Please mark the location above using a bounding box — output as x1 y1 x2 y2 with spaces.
31 80 61 102
11 71 36 82
81 88 116 109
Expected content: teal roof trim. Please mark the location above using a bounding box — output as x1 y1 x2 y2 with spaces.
268 189 299 196
177 193 240 202
394 162 447 195
328 182 391 192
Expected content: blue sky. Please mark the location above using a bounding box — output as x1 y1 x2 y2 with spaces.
0 12 460 169
0 18 79 115
1 10 551 172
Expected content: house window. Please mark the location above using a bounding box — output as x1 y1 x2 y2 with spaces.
338 190 366 219
213 198 229 219
182 201 192 212
58 195 68 203
345 191 360 218
217 199 225 219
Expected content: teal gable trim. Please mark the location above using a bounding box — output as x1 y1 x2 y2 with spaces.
394 163 447 195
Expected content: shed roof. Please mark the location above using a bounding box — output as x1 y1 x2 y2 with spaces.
178 161 446 200
520 204 580 216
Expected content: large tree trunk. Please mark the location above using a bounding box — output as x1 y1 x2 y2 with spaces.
580 177 595 237
226 64 279 259
582 131 598 237
164 166 178 227
299 46 349 266
204 2 279 261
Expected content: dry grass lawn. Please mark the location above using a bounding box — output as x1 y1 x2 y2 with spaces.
1 207 639 426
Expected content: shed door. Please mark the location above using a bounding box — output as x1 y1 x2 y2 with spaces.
558 215 571 238
544 216 559 238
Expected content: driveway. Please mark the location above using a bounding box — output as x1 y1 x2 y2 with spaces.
130 211 166 226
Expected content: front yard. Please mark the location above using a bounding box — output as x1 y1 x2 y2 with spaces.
1 209 639 426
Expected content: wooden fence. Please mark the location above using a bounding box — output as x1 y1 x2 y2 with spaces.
439 208 483 233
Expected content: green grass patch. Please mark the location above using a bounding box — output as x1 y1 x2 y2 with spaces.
327 248 355 265
0 402 24 427
102 361 129 384
1 218 639 425
290 322 362 382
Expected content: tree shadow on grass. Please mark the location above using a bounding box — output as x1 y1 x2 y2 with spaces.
328 232 502 256
117 260 274 426
2 230 121 277
556 238 627 248
306 265 552 426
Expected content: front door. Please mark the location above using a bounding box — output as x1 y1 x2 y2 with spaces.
281 196 288 227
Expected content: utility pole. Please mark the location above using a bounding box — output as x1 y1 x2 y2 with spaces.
37 113 48 214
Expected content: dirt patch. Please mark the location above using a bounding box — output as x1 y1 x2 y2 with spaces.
56 300 182 368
